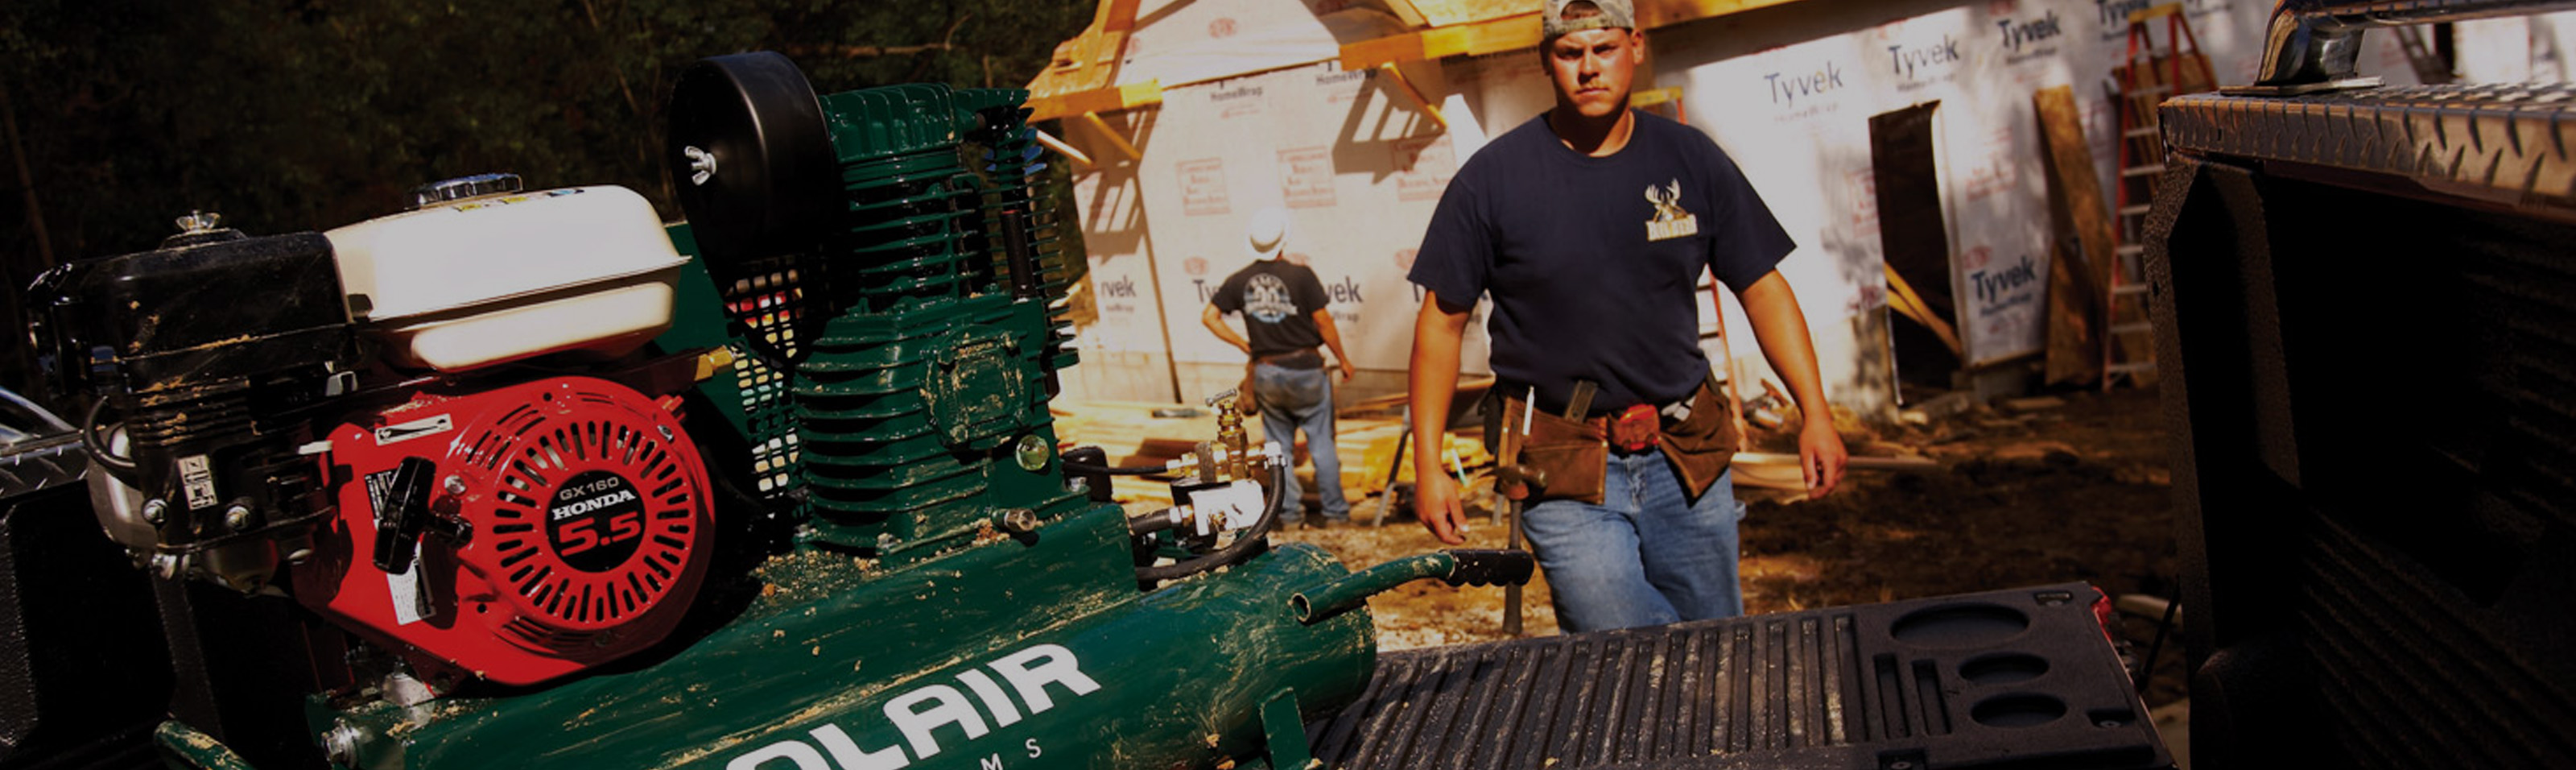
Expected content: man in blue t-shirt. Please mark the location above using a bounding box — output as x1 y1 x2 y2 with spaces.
1406 0 1847 631
1207 207 1360 528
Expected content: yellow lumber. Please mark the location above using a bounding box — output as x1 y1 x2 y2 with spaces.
1629 86 1684 110
1341 13 1542 69
1381 0 1431 27
1096 0 1141 32
1378 64 1449 131
1032 128 1093 167
1340 0 1823 68
1883 265 1964 356
1079 112 1144 162
1028 81 1162 124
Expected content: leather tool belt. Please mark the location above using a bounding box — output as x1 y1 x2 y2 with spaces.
1494 376 1740 505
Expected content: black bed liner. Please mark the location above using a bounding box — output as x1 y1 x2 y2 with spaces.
1316 582 2171 770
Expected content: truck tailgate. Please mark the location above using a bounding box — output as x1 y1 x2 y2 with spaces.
1313 583 2170 770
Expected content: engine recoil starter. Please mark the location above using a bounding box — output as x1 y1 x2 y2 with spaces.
294 377 716 687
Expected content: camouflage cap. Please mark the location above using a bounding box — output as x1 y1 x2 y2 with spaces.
1542 0 1636 40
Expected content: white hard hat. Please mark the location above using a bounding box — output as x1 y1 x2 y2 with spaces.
1245 206 1290 259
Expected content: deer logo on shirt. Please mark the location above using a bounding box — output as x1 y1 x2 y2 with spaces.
1644 180 1700 241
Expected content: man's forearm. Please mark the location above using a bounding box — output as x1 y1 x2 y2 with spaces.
1410 294 1470 472
1738 271 1831 416
1201 304 1250 353
1740 269 1849 495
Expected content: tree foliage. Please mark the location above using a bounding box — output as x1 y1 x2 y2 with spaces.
0 0 1096 392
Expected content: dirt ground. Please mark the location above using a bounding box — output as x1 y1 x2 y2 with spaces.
1253 385 2187 706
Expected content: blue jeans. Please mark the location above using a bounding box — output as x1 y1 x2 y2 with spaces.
1252 362 1348 522
1520 450 1744 632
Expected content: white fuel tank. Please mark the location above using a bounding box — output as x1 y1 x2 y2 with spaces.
324 180 686 372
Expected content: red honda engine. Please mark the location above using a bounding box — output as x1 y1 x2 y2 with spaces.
31 174 733 693
295 377 715 687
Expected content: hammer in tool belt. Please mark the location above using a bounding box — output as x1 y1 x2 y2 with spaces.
1498 379 1594 636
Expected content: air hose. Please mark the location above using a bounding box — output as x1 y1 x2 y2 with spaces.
81 399 145 486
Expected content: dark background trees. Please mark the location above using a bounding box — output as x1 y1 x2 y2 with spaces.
0 0 1096 394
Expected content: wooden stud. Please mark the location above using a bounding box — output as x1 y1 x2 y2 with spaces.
1080 112 1144 163
2127 2 2183 23
1377 63 1449 131
1096 0 1141 33
1032 128 1093 168
1381 0 1430 28
1883 264 1964 356
1341 13 1542 70
1338 0 1824 69
1028 79 1162 123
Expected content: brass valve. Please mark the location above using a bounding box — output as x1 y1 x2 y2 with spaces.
1208 387 1253 480
1159 388 1274 484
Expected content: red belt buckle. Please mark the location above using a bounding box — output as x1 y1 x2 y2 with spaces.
1611 404 1658 452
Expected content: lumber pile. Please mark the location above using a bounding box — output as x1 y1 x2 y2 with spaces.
1048 400 1251 468
1054 399 1428 511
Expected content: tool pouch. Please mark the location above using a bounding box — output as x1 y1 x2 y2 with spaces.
1656 377 1740 501
1502 396 1607 506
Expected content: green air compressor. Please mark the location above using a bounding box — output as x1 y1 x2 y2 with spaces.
21 51 1527 770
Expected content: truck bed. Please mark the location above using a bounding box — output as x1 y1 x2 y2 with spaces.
1314 583 2171 770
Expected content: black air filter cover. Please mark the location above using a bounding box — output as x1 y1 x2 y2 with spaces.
31 230 351 395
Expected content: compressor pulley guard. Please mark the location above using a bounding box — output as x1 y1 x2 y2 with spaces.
667 52 838 263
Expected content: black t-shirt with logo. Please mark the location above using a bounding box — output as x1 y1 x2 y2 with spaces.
1408 110 1794 415
1213 259 1330 362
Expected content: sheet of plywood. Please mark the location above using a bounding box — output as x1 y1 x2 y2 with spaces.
2034 87 2111 305
2034 85 2109 385
2041 237 2101 384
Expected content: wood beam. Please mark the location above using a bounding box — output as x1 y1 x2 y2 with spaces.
1097 0 1142 33
1029 80 1163 123
1883 264 1964 356
1340 12 1541 69
1033 128 1094 168
1629 86 1684 110
1377 64 1448 131
1080 112 1144 163
2128 2 2183 23
1341 0 1825 68
1381 0 1431 28
1631 0 1815 30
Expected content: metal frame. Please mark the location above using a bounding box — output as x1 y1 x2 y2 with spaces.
2243 0 2576 92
